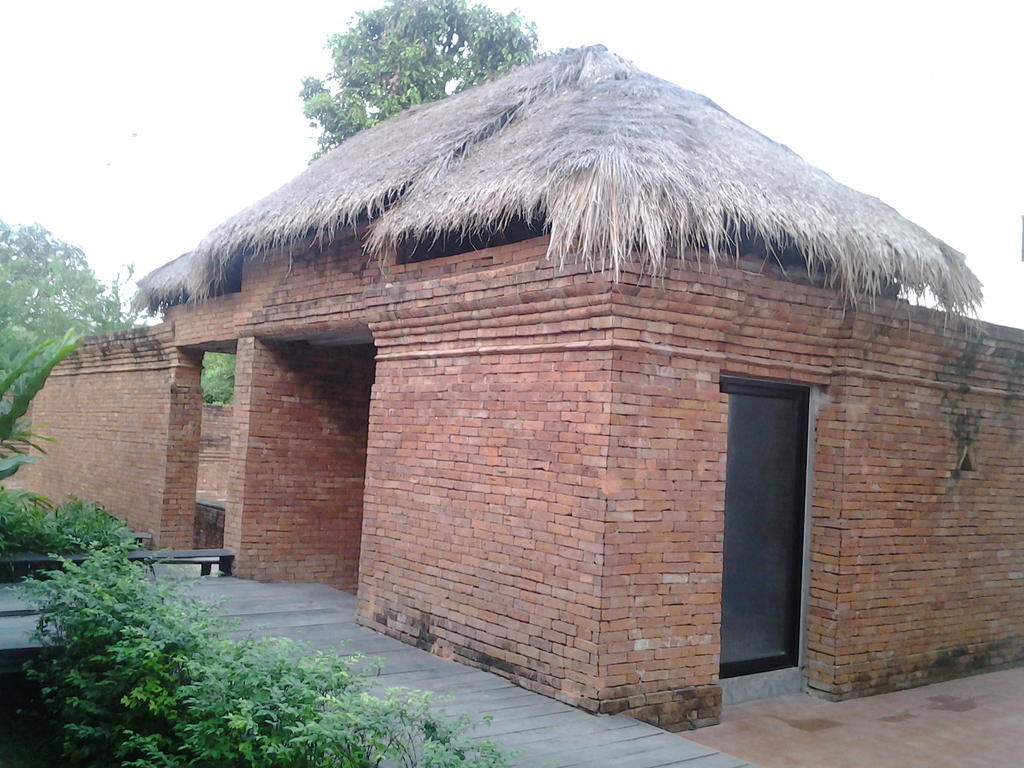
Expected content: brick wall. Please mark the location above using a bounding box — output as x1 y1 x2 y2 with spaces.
19 233 1023 730
197 404 231 501
808 313 1024 699
360 345 612 706
594 346 726 728
593 264 840 726
600 260 1023 721
13 327 202 547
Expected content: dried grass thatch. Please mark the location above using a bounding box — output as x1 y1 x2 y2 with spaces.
136 252 196 309
136 45 981 314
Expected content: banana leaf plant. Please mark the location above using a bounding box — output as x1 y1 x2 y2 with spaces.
0 330 79 479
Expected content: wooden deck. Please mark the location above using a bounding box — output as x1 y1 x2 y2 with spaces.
1 576 757 768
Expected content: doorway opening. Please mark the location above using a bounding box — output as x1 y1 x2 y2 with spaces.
195 350 236 547
230 331 376 592
719 378 809 680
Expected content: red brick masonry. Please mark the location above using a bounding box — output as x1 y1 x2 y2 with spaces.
20 235 1023 729
18 329 201 547
197 404 231 502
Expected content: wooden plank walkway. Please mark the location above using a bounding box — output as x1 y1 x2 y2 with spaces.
0 584 40 674
1 577 757 768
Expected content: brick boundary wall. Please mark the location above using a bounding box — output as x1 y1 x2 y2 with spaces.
18 234 1023 730
197 404 232 502
14 327 202 547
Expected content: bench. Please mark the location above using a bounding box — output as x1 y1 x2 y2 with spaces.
0 548 235 580
135 548 235 576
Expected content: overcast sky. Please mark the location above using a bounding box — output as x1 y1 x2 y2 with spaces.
2 0 1021 329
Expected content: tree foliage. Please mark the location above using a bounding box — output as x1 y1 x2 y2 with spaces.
0 220 137 372
201 352 236 405
301 0 538 157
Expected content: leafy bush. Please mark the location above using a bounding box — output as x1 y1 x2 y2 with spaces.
171 636 363 768
25 549 219 763
180 659 507 768
24 550 511 768
0 490 134 556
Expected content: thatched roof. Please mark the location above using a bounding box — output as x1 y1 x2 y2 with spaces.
136 45 981 313
135 251 196 308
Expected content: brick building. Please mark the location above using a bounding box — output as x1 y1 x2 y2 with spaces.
18 47 1022 729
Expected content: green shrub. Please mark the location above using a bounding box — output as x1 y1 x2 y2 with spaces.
0 489 134 556
0 488 53 554
294 688 512 768
24 549 220 764
178 654 508 768
24 550 511 768
50 497 136 553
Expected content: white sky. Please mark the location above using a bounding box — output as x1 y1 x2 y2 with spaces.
1 0 1021 329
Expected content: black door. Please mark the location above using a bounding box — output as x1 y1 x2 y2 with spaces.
719 378 808 679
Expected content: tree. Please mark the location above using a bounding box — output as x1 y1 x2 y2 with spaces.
201 352 235 405
0 220 138 372
301 0 538 158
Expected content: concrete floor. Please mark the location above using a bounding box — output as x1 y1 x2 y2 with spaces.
686 667 1024 768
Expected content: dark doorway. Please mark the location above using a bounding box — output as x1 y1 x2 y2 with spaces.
719 378 809 679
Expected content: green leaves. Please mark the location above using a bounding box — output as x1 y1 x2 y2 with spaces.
24 550 223 763
0 220 138 374
0 490 133 565
302 0 538 158
201 352 235 405
0 329 78 479
0 453 38 479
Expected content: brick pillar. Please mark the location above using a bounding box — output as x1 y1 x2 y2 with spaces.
596 348 725 730
804 378 847 698
157 347 203 548
224 336 258 564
